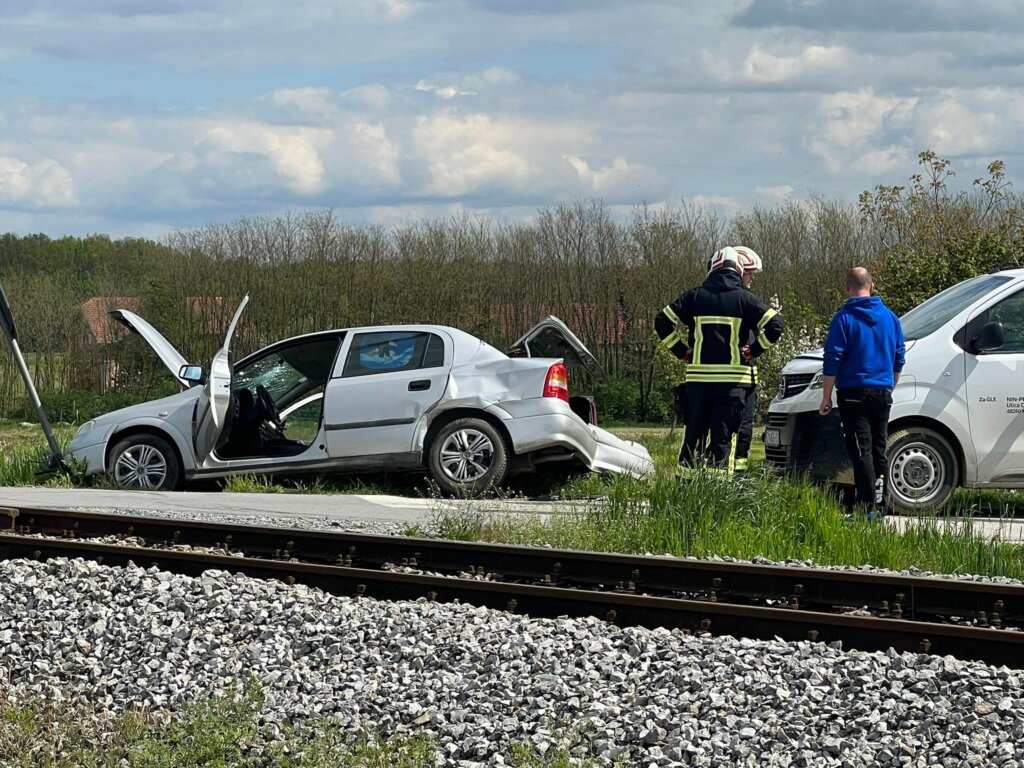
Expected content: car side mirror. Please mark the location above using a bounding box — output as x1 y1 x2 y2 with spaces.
179 364 205 385
974 321 1005 353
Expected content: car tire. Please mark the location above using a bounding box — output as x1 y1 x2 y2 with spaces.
886 427 958 515
108 434 181 491
428 417 509 496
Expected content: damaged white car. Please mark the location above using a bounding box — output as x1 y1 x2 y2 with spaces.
65 298 653 492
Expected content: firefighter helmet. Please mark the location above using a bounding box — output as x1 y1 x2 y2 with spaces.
707 246 743 275
735 246 763 273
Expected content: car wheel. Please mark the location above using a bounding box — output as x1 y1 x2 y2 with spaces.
109 434 181 491
428 417 509 495
886 427 958 514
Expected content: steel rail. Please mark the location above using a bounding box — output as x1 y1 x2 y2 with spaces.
1 505 1020 631
0 532 1021 667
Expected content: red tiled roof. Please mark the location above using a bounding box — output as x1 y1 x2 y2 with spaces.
80 296 140 345
80 296 227 344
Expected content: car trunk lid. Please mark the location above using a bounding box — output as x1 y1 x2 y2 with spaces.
507 316 605 380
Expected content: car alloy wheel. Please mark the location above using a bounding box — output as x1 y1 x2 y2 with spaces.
108 433 181 491
439 428 494 483
114 444 169 489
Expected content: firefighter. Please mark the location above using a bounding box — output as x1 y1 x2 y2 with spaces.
655 247 784 475
733 246 763 473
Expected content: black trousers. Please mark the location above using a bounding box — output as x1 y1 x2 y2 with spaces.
837 388 892 507
673 383 688 425
680 383 750 469
734 387 757 470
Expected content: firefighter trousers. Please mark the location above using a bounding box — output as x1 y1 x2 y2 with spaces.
734 387 757 472
679 383 751 472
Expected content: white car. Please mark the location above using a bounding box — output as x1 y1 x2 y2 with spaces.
766 269 1024 512
65 298 653 492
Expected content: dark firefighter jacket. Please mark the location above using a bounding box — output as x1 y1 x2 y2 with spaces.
655 269 784 386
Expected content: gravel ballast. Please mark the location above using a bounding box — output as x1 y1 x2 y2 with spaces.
1 557 1023 767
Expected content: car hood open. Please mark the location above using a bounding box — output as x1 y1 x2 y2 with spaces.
109 309 191 388
507 315 605 380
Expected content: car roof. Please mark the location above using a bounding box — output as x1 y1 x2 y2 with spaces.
238 324 491 367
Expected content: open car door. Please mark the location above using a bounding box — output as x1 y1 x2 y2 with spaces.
507 315 606 379
193 296 249 463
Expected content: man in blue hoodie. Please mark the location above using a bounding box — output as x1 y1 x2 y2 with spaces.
819 267 905 516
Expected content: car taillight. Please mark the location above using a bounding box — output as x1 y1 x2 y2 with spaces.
543 362 569 402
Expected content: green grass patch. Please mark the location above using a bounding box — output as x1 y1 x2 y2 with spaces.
0 687 607 767
433 462 1024 580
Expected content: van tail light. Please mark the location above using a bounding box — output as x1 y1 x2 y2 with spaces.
543 362 570 402
590 399 598 426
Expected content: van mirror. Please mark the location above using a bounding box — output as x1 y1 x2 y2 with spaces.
179 364 205 385
975 321 1005 353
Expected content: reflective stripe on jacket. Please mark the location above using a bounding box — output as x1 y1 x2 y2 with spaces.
654 269 784 385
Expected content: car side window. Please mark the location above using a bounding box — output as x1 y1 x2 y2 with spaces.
985 291 1024 354
342 331 444 377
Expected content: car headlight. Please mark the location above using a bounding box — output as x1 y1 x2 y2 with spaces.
74 420 96 437
808 371 825 390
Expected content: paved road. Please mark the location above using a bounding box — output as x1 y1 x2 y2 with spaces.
0 487 1022 541
0 487 575 525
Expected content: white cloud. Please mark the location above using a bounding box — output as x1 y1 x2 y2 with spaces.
755 184 794 199
341 84 391 111
704 44 850 83
196 123 328 196
0 155 77 207
413 113 534 196
809 89 917 174
415 80 478 100
689 194 743 214
564 155 661 197
270 87 335 115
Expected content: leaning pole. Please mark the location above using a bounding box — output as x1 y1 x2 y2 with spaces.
0 278 63 466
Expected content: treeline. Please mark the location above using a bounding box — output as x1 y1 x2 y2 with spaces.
1 152 1022 424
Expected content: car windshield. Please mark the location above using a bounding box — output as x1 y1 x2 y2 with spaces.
900 275 1012 341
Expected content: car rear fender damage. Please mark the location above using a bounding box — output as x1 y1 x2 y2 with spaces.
106 420 194 475
420 404 515 458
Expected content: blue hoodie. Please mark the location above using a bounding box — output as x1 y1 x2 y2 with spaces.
823 296 905 390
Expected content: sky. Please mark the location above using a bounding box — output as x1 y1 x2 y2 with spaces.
1 0 1023 237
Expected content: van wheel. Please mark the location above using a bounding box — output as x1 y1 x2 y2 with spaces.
886 428 958 514
109 434 181 491
428 418 509 495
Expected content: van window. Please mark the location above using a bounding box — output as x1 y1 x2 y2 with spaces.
901 275 1012 341
985 291 1024 353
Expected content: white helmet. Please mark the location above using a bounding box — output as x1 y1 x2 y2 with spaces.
707 246 743 275
734 246 763 273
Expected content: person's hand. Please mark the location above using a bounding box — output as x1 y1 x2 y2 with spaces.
740 345 754 364
681 348 693 363
819 397 832 416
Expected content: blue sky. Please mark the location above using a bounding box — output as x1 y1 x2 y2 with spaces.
2 0 1023 237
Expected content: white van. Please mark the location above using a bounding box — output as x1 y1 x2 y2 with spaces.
765 269 1024 513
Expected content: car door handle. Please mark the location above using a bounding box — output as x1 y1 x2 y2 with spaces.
408 379 431 391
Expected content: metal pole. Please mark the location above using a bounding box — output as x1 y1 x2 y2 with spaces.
0 278 63 467
8 338 62 463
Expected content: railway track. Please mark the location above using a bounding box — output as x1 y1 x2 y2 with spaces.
1 505 1022 667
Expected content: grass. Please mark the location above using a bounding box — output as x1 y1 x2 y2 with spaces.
0 420 78 487
0 687 608 767
432 429 1024 581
